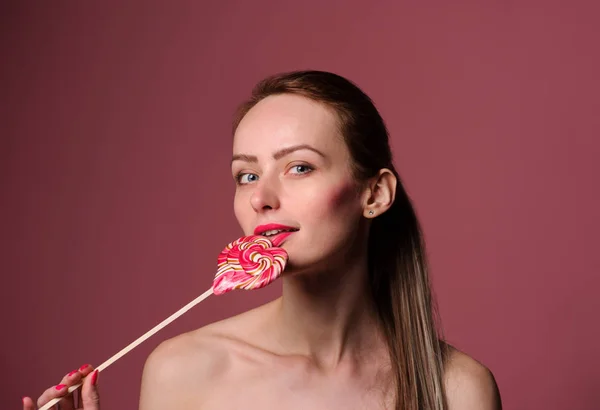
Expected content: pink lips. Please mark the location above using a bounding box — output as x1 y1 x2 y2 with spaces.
253 223 298 247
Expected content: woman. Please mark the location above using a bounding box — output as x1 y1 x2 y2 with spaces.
24 70 501 409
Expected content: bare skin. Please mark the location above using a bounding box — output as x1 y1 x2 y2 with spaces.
138 302 500 410
26 93 501 409
139 300 393 410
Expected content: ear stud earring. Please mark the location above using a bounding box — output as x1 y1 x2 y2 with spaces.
368 210 374 215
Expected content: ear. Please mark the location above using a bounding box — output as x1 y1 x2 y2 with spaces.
362 168 397 218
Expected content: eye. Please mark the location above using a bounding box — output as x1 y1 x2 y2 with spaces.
289 164 313 175
236 172 259 185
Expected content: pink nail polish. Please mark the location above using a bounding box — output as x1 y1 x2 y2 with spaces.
79 364 90 371
68 370 78 377
90 370 99 386
55 384 66 391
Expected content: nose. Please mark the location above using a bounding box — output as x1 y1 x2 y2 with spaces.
250 178 281 213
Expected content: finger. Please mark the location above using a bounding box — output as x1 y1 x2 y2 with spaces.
55 369 83 410
36 383 69 409
59 368 84 386
22 396 36 410
78 364 94 377
80 369 100 410
71 364 94 410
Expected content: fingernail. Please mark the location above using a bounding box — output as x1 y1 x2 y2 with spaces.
55 384 66 391
79 364 90 371
90 370 99 386
68 370 78 377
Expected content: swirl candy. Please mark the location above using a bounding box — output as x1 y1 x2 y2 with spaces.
212 235 288 295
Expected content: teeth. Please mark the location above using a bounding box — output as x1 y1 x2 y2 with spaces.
262 229 295 237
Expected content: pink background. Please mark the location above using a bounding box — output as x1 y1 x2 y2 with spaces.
2 2 599 409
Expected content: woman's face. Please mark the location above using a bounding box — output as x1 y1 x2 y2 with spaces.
231 94 368 274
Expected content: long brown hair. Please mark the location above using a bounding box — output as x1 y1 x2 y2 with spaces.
232 70 449 409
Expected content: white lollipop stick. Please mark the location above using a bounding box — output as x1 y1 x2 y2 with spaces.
39 288 214 410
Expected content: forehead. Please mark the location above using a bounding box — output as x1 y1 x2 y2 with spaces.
233 94 344 154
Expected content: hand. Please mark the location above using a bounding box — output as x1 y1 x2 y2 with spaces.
22 364 100 410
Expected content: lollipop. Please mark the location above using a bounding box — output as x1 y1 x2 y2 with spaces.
39 235 287 410
213 235 287 295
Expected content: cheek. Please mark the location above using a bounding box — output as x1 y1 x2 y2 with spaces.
320 180 361 216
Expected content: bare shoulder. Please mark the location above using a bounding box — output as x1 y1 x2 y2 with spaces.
444 345 502 410
138 327 228 409
138 302 275 410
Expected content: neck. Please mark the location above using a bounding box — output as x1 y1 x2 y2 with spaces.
272 253 386 371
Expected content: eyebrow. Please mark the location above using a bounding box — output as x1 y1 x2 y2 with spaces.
231 144 326 164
